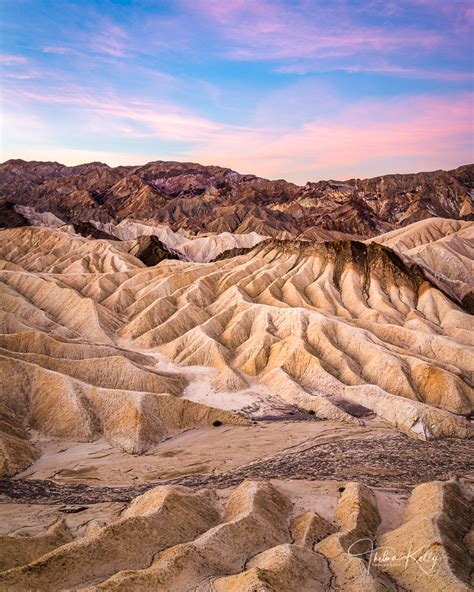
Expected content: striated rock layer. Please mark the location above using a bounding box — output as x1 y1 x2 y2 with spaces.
0 479 472 591
0 224 472 476
369 217 474 311
0 159 472 237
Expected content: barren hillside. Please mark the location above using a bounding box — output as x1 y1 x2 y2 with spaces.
0 161 473 591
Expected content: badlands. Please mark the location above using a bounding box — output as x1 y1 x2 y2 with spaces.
0 160 473 591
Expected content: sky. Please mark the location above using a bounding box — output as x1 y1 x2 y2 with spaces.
0 0 473 183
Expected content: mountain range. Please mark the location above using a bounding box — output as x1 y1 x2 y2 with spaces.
1 159 472 237
0 159 473 591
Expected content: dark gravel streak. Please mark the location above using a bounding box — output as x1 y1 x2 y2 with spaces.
1 434 472 505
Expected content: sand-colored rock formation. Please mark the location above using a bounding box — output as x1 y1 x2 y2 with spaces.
315 482 398 591
92 480 295 591
0 225 143 273
0 159 473 591
377 480 473 591
214 543 332 591
0 485 220 590
119 239 473 439
0 479 471 591
91 218 269 262
291 510 336 547
0 342 247 475
0 520 72 571
369 217 474 309
0 225 472 476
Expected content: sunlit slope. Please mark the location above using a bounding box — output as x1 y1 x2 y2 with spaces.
369 217 473 308
0 226 472 475
0 479 471 591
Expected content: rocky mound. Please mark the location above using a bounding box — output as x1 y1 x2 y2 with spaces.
0 199 29 229
94 219 268 262
124 235 180 266
369 217 474 310
0 479 471 591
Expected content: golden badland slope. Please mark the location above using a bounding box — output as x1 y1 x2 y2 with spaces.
0 224 472 477
369 217 473 309
0 478 472 591
0 227 250 476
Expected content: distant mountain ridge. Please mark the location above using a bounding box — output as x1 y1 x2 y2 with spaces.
0 159 472 237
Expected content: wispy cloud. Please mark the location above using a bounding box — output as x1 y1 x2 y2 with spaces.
0 54 27 65
0 54 41 80
88 21 128 57
2 71 41 80
184 0 441 61
276 63 474 82
2 83 232 143
42 46 75 55
42 20 129 59
184 92 474 181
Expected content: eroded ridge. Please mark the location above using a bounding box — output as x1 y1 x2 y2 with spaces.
378 481 473 591
0 225 473 476
1 159 472 238
0 479 472 591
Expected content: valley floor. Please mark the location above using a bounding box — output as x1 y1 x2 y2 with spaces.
1 419 473 591
1 417 472 510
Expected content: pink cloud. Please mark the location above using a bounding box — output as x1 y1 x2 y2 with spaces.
184 92 474 181
0 54 27 65
42 46 75 55
2 85 229 142
0 54 42 80
184 0 441 61
276 63 474 81
3 77 472 183
88 21 128 57
40 20 128 60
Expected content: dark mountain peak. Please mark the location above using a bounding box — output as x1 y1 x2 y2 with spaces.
0 159 472 237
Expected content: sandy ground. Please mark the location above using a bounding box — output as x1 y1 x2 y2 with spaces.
0 501 125 538
1 417 472 541
17 419 390 486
